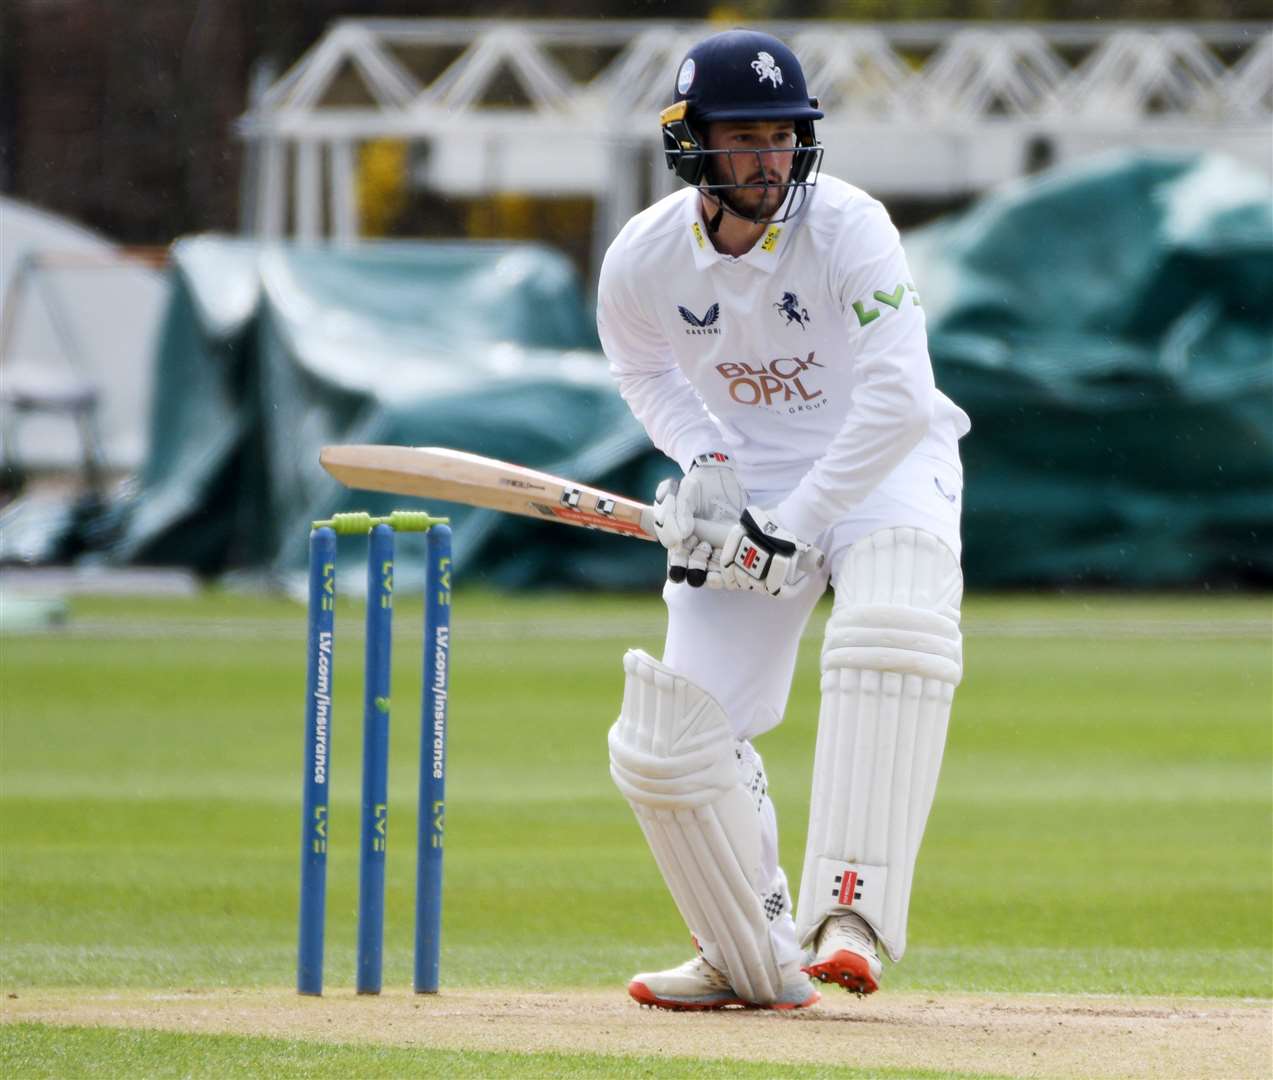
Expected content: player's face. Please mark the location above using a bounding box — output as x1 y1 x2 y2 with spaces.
704 120 797 219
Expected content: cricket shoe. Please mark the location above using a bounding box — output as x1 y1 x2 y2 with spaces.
628 955 820 1011
803 912 882 995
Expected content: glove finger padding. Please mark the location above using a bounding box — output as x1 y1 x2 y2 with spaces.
685 540 713 588
667 541 691 584
672 542 732 589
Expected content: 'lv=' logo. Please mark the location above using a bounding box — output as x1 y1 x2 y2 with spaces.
852 283 920 327
311 806 327 853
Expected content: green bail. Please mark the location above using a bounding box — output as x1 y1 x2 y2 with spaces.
312 510 450 535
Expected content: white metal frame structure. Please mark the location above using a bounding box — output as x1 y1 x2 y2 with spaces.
237 19 1272 267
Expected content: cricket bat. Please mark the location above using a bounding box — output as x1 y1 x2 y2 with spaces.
318 444 824 571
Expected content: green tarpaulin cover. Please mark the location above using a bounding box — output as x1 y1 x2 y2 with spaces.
113 237 671 588
911 151 1272 585
110 151 1273 588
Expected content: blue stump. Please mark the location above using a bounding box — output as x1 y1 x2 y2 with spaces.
415 524 452 993
356 523 394 994
298 527 336 996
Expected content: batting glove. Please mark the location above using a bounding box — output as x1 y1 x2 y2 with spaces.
652 452 747 588
719 507 822 600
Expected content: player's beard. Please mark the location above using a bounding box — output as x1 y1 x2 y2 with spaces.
710 153 790 222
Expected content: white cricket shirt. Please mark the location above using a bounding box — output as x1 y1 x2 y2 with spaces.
597 175 971 542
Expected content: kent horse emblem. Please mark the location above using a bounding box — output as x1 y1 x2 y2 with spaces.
774 292 810 329
751 51 783 88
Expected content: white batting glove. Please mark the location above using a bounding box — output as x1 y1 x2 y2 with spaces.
719 507 821 599
652 452 747 588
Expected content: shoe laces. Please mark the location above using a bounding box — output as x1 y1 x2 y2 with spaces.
820 912 878 956
676 954 734 990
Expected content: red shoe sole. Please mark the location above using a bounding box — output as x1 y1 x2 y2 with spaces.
628 980 743 1011
803 950 880 995
766 987 821 1010
628 980 820 1011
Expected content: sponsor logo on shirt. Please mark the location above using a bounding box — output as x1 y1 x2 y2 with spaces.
678 303 721 335
852 283 920 327
761 226 781 252
774 291 810 329
715 351 826 410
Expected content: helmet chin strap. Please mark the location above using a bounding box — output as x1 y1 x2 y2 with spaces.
706 198 727 234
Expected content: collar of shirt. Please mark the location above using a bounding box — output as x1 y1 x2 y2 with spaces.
681 193 792 274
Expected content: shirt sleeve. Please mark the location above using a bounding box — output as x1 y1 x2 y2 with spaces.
597 242 724 473
774 206 936 540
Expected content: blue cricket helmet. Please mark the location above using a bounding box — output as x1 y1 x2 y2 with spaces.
674 29 823 123
660 29 824 216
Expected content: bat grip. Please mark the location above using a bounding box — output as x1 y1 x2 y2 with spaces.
692 518 826 575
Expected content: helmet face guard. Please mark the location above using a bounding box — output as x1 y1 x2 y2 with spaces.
661 100 823 224
659 30 825 226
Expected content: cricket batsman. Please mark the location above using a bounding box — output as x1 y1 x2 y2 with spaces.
597 28 971 1010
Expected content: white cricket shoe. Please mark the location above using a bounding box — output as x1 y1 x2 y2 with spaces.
628 955 820 1011
803 912 883 995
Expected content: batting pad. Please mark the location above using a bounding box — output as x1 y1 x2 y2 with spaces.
795 527 963 962
609 650 787 1003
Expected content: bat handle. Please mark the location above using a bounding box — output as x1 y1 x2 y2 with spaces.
692 518 826 575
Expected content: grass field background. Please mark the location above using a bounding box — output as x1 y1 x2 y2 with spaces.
1 588 1270 1074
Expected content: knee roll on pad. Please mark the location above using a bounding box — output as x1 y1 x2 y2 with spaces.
796 527 963 962
821 605 962 684
609 649 786 1003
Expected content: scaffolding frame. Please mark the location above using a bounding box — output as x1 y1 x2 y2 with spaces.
237 19 1273 268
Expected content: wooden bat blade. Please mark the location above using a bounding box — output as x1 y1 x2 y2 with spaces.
319 445 657 541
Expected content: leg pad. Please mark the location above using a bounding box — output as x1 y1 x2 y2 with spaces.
610 650 788 1003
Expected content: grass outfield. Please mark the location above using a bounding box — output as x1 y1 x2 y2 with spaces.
1 589 1270 1075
